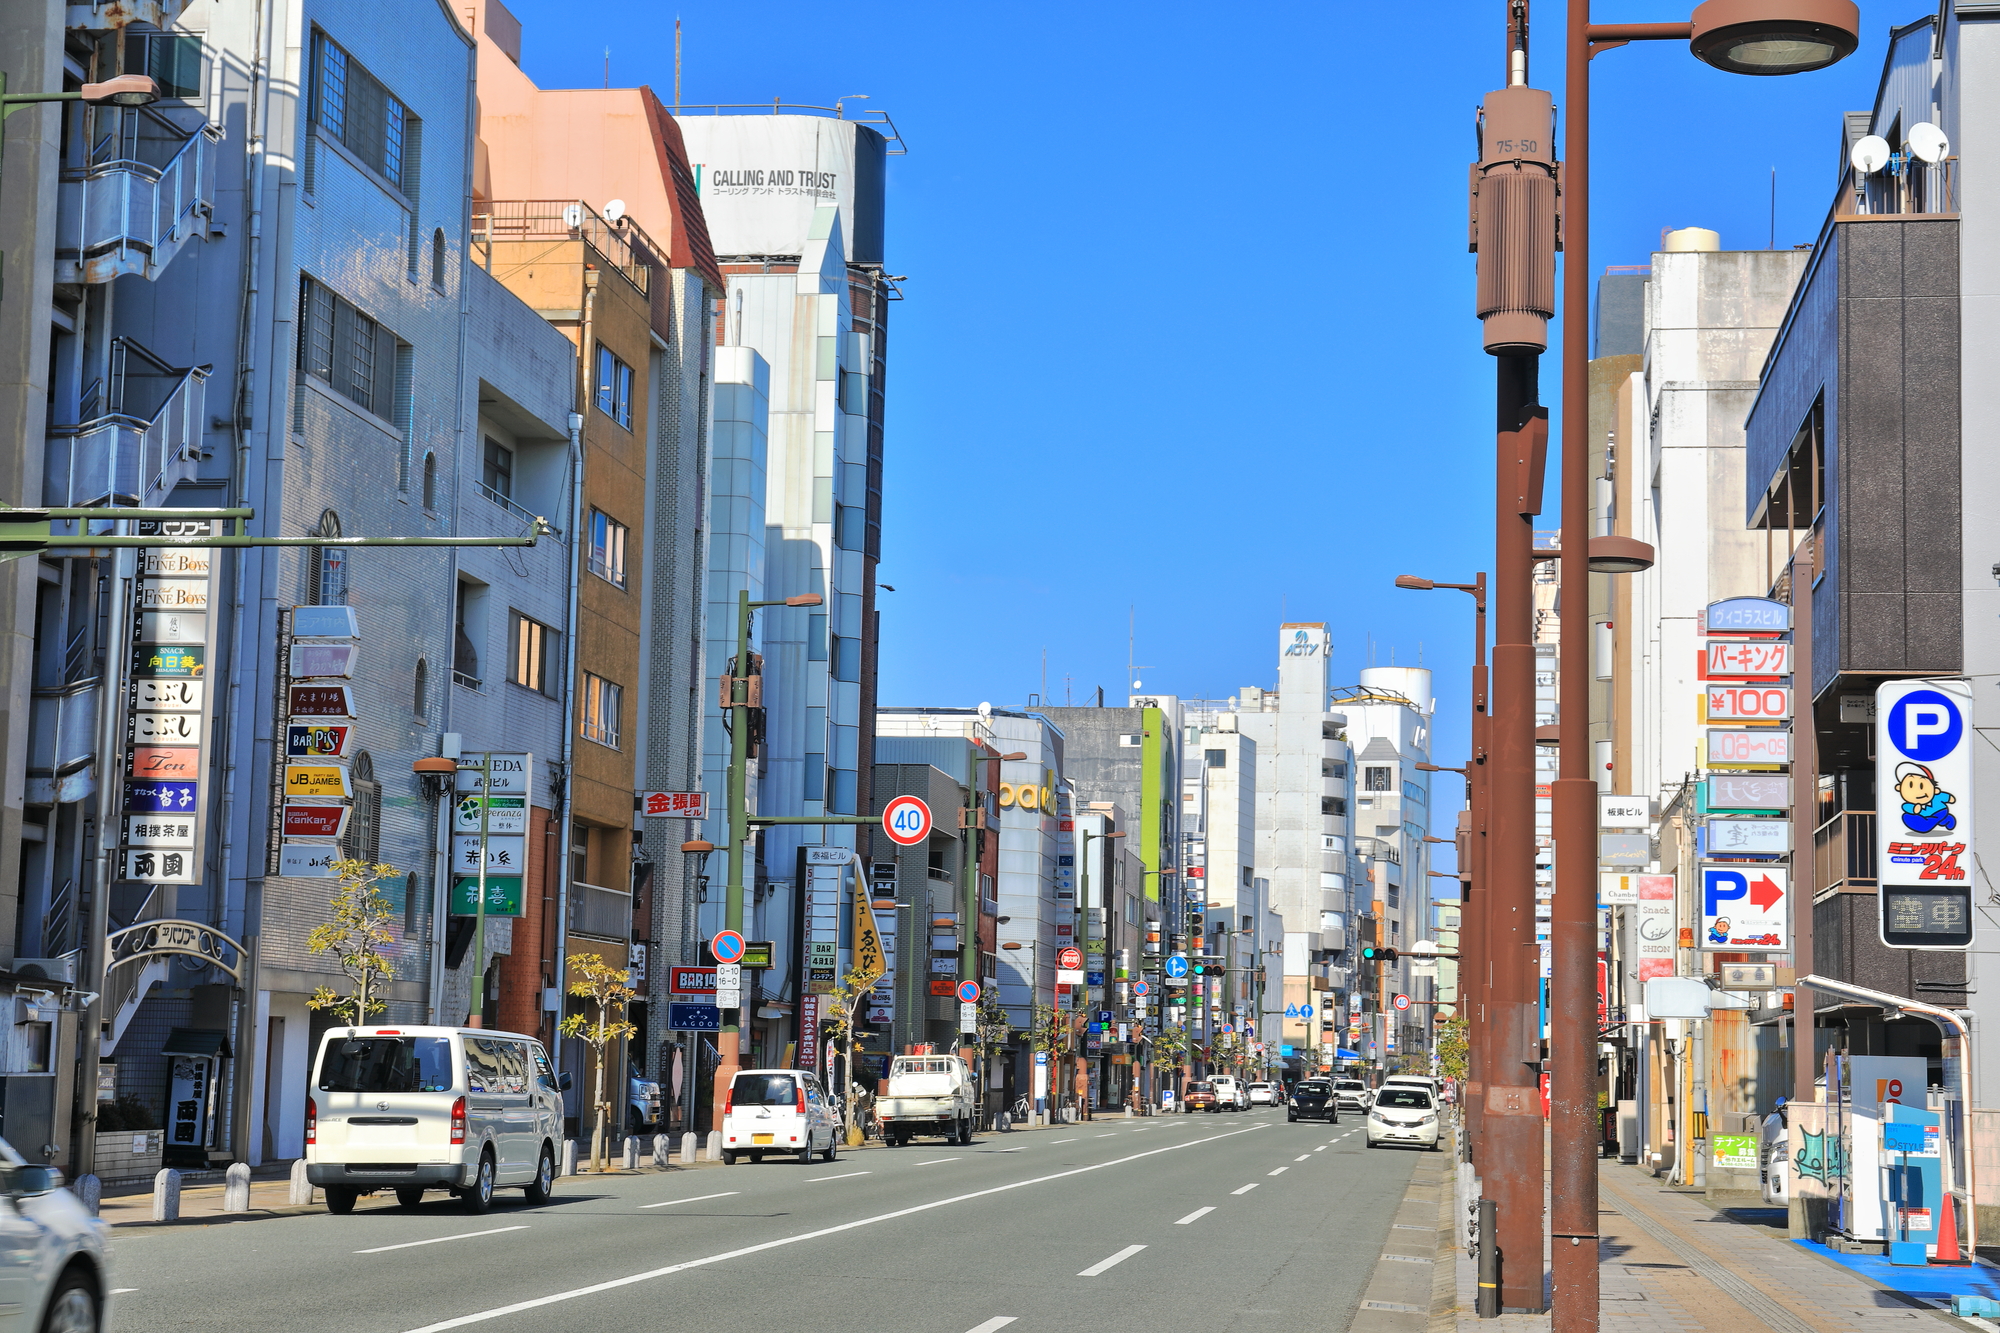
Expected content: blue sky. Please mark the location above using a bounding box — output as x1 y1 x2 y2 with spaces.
509 0 1911 824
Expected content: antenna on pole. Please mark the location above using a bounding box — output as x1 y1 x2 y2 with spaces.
674 18 682 112
603 46 610 90
1770 167 1776 249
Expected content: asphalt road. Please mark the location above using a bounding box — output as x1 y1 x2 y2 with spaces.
104 1106 1425 1333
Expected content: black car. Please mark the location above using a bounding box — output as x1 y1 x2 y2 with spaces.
1287 1079 1339 1123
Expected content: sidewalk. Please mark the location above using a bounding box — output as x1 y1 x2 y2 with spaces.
1448 1157 1999 1331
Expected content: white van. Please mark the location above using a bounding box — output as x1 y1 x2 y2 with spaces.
306 1025 563 1214
721 1068 842 1165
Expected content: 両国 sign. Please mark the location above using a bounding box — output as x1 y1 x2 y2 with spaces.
1699 865 1788 951
882 794 932 846
1876 679 1975 950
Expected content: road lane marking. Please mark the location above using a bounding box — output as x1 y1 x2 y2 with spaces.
912 1158 959 1166
356 1226 529 1254
639 1192 740 1209
1051 1138 1077 1144
995 1146 1027 1152
1294 1155 1311 1161
1094 1133 1115 1138
394 1123 1268 1333
1268 1167 1288 1175
1314 1146 1327 1152
1174 1207 1215 1225
806 1172 870 1182
1078 1244 1146 1276
111 1289 138 1295
965 1321 1017 1333
1232 1184 1259 1195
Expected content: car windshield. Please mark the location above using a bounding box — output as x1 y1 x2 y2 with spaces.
318 1037 454 1093
1335 1081 1365 1091
1376 1089 1434 1110
1188 1082 1212 1093
732 1073 798 1106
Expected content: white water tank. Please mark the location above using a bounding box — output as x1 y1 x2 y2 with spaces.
1663 226 1720 253
1358 667 1432 715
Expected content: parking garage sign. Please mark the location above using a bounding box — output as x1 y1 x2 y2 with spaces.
1876 679 1974 949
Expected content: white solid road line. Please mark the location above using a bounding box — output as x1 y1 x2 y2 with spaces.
965 1319 1018 1333
639 1191 740 1209
806 1172 871 1182
1231 1184 1259 1195
356 1226 529 1254
1078 1244 1147 1276
912 1158 959 1166
1174 1207 1215 1225
110 1289 138 1295
1267 1167 1288 1176
395 1123 1268 1333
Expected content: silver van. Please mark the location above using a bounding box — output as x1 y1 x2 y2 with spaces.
306 1025 563 1214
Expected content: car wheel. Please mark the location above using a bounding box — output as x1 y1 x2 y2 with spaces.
1287 1113 1297 1122
324 1186 359 1216
797 1141 813 1165
751 1152 765 1164
39 1268 97 1333
629 1108 643 1136
722 1150 738 1165
460 1152 496 1214
524 1145 555 1205
395 1186 425 1209
822 1136 838 1163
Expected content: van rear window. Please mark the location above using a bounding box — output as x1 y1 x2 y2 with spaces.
318 1037 454 1093
731 1073 797 1106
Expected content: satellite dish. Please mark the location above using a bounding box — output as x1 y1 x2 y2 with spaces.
1908 122 1949 165
1131 680 1142 689
561 202 584 229
1850 134 1892 175
603 199 627 223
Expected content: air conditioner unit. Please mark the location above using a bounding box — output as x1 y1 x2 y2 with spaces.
13 957 76 984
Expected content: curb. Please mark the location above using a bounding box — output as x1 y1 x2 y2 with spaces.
1352 1128 1456 1333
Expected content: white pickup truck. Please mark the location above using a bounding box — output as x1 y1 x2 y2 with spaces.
878 1054 976 1146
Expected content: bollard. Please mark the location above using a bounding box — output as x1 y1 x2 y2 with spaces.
73 1174 100 1217
653 1134 671 1169
289 1158 314 1206
622 1137 640 1171
703 1131 722 1163
561 1140 578 1177
997 1111 1011 1133
222 1162 251 1213
679 1132 697 1166
151 1168 181 1222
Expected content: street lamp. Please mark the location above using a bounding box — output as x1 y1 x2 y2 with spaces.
1533 4 1859 1328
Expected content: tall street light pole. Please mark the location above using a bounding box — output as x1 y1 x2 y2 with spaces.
1544 6 1858 1332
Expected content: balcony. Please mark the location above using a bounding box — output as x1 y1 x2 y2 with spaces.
56 107 220 284
472 200 649 296
569 880 632 941
1813 810 1875 898
24 681 100 805
47 339 209 507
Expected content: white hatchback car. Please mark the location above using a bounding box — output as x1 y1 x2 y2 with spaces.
721 1069 842 1164
1247 1082 1278 1106
1366 1085 1442 1150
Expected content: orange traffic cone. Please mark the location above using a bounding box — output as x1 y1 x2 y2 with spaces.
1935 1193 1966 1265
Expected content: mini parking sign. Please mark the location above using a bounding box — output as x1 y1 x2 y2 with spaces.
1876 679 1975 949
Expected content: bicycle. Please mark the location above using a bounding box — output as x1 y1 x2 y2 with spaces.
1010 1095 1032 1121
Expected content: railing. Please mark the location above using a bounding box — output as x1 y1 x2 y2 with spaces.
47 339 208 508
40 880 75 961
58 108 220 283
1814 810 1875 895
569 881 632 940
472 200 649 295
476 481 559 537
1844 158 1956 217
103 885 170 1009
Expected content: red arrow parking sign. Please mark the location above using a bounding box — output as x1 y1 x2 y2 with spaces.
1699 865 1788 950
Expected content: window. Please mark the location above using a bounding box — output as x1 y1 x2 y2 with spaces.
422 452 437 511
316 1037 453 1093
1242 866 1253 887
298 276 400 419
1387 884 1401 908
1363 766 1393 792
343 752 381 864
413 658 429 720
594 345 632 428
311 32 415 190
588 509 627 587
125 31 204 99
431 228 447 289
454 582 481 687
1204 749 1226 768
581 674 622 748
1328 761 1348 779
307 510 347 606
481 437 513 502
509 611 557 696
1321 797 1346 816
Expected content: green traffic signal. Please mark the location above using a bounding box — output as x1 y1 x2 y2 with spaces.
1361 944 1399 964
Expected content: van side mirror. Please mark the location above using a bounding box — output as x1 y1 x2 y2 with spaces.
557 1072 573 1091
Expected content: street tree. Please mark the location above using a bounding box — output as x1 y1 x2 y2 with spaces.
559 953 637 1172
305 859 400 1026
816 968 877 1143
1435 1015 1469 1082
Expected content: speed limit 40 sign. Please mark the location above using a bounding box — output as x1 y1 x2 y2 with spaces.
882 795 933 846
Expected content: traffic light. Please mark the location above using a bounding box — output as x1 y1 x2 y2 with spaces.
1361 944 1399 964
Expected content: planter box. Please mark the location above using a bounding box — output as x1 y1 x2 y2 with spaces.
94 1130 163 1184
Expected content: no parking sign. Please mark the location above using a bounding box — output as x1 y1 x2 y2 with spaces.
1876 679 1975 949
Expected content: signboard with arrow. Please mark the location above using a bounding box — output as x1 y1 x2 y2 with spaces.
1699 864 1788 951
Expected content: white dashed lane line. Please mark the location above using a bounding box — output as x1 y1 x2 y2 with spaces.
1268 1167 1288 1176
965 1320 1018 1333
1078 1244 1147 1276
805 1172 871 1182
639 1191 740 1210
1232 1184 1259 1195
1174 1207 1215 1225
356 1226 530 1255
912 1158 959 1166
1294 1154 1311 1161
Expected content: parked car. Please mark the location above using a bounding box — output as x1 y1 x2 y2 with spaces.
1247 1082 1279 1106
1182 1081 1220 1113
722 1069 842 1164
878 1054 977 1146
629 1073 663 1133
1209 1075 1250 1110
1332 1079 1373 1114
0 1139 108 1333
1366 1086 1442 1150
306 1025 563 1214
1286 1079 1339 1123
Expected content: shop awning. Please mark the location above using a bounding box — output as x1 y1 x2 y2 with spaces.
1336 1048 1360 1060
160 1028 229 1059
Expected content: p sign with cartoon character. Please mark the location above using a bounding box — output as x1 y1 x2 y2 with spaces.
1876 679 1975 949
1700 865 1788 951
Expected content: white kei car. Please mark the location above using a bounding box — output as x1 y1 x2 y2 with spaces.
1366 1085 1443 1150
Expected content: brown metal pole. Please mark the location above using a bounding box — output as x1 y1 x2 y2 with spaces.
1464 576 1491 1166
1550 1 1599 1328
